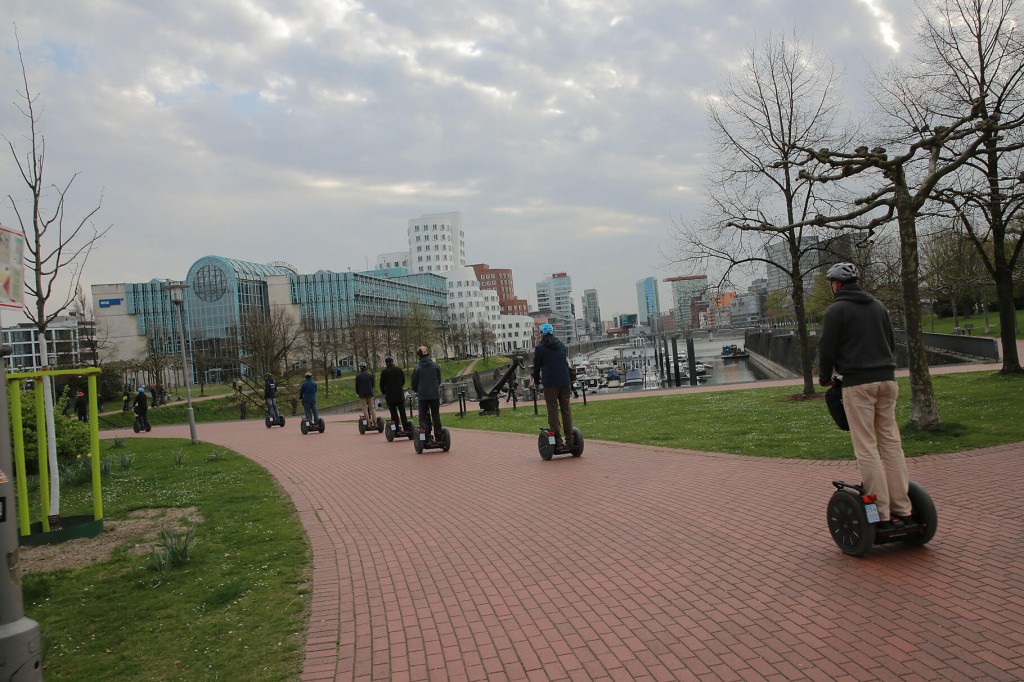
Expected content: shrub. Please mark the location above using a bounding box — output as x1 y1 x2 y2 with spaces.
10 386 91 472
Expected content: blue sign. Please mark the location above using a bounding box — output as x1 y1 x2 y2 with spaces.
98 298 122 308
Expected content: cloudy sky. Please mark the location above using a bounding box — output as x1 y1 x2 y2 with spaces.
0 0 918 323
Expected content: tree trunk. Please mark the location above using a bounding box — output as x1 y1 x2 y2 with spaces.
790 280 816 395
897 206 941 429
995 276 1022 373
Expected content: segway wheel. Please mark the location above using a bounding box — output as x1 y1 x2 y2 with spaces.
414 433 425 454
300 420 309 435
278 416 285 427
441 428 451 452
570 427 584 457
145 423 152 432
317 418 325 433
537 432 554 461
376 417 385 433
827 489 875 556
133 421 141 434
358 419 366 435
905 481 938 546
265 416 273 429
404 421 414 439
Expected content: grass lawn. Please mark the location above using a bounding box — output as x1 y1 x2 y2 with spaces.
925 308 1023 337
452 371 1024 459
20 438 309 681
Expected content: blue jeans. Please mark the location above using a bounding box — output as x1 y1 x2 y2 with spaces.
266 398 280 419
303 400 319 422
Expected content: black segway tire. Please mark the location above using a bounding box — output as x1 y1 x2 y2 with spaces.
133 421 141 434
414 434 425 454
538 432 553 461
376 417 385 433
441 428 451 452
317 418 325 433
905 481 938 546
265 416 273 429
300 420 309 435
571 427 584 457
385 424 395 442
358 419 366 435
827 489 875 556
278 416 285 427
404 421 414 439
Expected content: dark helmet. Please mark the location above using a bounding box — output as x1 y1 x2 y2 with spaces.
384 355 394 365
826 262 859 282
359 362 367 370
265 373 272 379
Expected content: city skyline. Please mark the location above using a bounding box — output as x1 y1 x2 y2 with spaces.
1 2 912 322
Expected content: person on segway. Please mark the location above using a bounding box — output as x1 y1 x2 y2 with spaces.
818 262 917 533
299 372 320 425
532 323 574 450
355 362 377 425
380 355 410 430
132 387 150 430
410 346 442 443
264 372 281 421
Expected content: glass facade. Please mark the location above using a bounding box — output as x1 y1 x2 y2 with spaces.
289 269 448 328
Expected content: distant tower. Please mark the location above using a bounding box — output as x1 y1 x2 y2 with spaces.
408 211 465 274
582 288 601 335
665 275 708 330
535 272 574 342
635 277 661 329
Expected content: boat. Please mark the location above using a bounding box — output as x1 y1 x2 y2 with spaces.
721 344 749 359
606 368 622 388
623 368 643 388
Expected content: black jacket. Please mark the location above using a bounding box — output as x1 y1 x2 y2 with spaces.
379 365 406 404
532 335 571 388
264 378 277 400
818 283 897 387
355 370 375 398
411 356 442 401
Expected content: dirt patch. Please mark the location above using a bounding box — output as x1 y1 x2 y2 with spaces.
19 507 203 573
780 392 826 402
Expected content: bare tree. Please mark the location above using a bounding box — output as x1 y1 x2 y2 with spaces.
299 320 347 395
916 0 1024 373
797 1 1024 427
472 319 497 358
668 31 851 394
3 32 110 525
238 308 301 379
921 221 991 328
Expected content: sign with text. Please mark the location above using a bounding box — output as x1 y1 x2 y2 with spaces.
98 298 123 308
0 224 25 309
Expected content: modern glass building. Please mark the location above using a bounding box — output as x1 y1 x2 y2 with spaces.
635 277 661 329
289 269 448 328
535 272 575 343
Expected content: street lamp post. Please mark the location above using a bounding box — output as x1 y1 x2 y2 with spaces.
165 282 198 445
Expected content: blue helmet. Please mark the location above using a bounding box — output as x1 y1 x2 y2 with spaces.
138 387 145 393
540 323 554 336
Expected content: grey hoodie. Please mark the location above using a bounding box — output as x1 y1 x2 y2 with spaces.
818 283 897 387
411 356 442 400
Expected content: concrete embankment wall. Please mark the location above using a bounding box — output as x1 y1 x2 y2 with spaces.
744 328 1000 378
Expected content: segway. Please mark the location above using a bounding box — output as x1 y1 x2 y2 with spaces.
132 408 151 433
385 419 415 442
299 416 326 435
537 427 584 461
358 415 385 435
264 413 286 429
413 426 451 453
827 480 938 556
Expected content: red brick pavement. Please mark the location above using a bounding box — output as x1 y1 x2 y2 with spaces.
114 406 1024 682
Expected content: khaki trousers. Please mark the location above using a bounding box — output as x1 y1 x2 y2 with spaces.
543 385 574 445
844 380 912 520
360 396 376 422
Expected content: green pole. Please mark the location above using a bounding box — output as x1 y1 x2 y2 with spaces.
88 374 102 521
33 381 50 533
8 382 30 537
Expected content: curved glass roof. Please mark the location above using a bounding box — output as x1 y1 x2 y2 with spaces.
186 255 294 281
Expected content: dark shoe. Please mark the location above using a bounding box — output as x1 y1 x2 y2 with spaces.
876 520 895 532
893 515 920 530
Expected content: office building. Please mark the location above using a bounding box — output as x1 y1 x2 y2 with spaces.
535 273 575 343
469 263 529 316
635 277 661 329
665 275 708 331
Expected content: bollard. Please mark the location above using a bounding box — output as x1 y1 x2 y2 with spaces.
532 388 539 416
582 383 587 406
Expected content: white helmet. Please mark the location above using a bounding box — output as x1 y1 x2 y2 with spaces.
826 262 859 282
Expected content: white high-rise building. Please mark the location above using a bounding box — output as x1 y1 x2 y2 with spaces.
535 273 575 343
408 211 465 274
445 266 533 355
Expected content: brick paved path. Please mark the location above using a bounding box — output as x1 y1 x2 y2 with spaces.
123 415 1024 682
